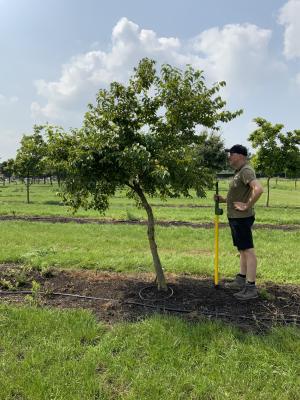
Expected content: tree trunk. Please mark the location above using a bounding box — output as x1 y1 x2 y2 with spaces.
26 176 30 204
266 177 271 207
295 179 297 189
132 183 167 291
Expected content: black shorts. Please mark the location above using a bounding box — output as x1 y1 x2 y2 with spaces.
228 216 255 251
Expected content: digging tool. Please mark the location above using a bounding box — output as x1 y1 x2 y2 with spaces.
214 181 223 288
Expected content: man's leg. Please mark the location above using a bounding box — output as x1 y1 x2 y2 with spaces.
242 248 257 282
234 248 258 300
224 250 247 290
239 250 247 275
226 218 254 290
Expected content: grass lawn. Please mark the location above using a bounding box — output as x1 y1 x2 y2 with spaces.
0 305 299 400
0 179 299 399
0 221 299 283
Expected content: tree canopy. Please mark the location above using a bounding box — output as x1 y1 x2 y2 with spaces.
0 158 15 184
47 58 242 289
249 117 300 206
14 125 47 203
279 129 300 182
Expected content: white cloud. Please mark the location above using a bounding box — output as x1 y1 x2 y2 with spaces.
278 0 300 59
31 17 286 123
31 101 60 120
188 23 286 97
31 17 183 121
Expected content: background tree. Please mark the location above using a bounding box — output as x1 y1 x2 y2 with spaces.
249 118 300 205
2 158 16 184
249 118 284 207
1 158 15 184
195 131 228 177
0 162 4 186
49 58 242 290
45 125 73 186
14 126 47 203
279 130 300 188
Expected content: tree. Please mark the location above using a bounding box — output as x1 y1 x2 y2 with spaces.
14 126 47 203
0 163 3 186
1 158 15 184
195 131 228 175
249 118 300 205
45 125 74 186
279 130 300 188
249 118 284 207
48 58 242 290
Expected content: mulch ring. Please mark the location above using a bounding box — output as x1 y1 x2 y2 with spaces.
0 264 299 333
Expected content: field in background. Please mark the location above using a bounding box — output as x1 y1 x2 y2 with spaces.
0 179 299 224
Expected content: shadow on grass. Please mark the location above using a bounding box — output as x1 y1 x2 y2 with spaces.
44 201 64 206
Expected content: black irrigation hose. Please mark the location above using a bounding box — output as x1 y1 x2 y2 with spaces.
0 290 185 312
1 289 300 325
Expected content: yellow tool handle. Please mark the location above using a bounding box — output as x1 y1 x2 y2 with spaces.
214 214 219 286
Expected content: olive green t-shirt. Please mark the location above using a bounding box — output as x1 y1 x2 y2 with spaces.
227 163 256 218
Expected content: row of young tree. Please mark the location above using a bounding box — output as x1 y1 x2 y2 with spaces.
1 59 299 289
0 125 65 203
249 118 300 206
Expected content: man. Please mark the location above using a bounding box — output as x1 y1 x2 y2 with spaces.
216 144 264 300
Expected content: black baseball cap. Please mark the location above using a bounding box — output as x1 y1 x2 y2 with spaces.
225 144 248 156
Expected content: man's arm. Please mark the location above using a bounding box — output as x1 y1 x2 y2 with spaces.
247 179 264 207
234 179 264 211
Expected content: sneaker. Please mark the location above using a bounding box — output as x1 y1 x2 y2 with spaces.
224 274 246 290
234 283 258 300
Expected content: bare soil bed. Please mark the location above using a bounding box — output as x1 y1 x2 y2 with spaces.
0 215 299 231
0 264 299 333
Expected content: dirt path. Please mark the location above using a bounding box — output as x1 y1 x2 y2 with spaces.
0 215 299 231
1 264 299 332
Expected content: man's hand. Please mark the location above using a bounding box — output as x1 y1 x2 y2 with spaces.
233 201 249 211
214 194 227 203
234 180 264 211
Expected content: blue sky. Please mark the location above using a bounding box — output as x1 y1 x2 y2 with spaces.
1 0 300 159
